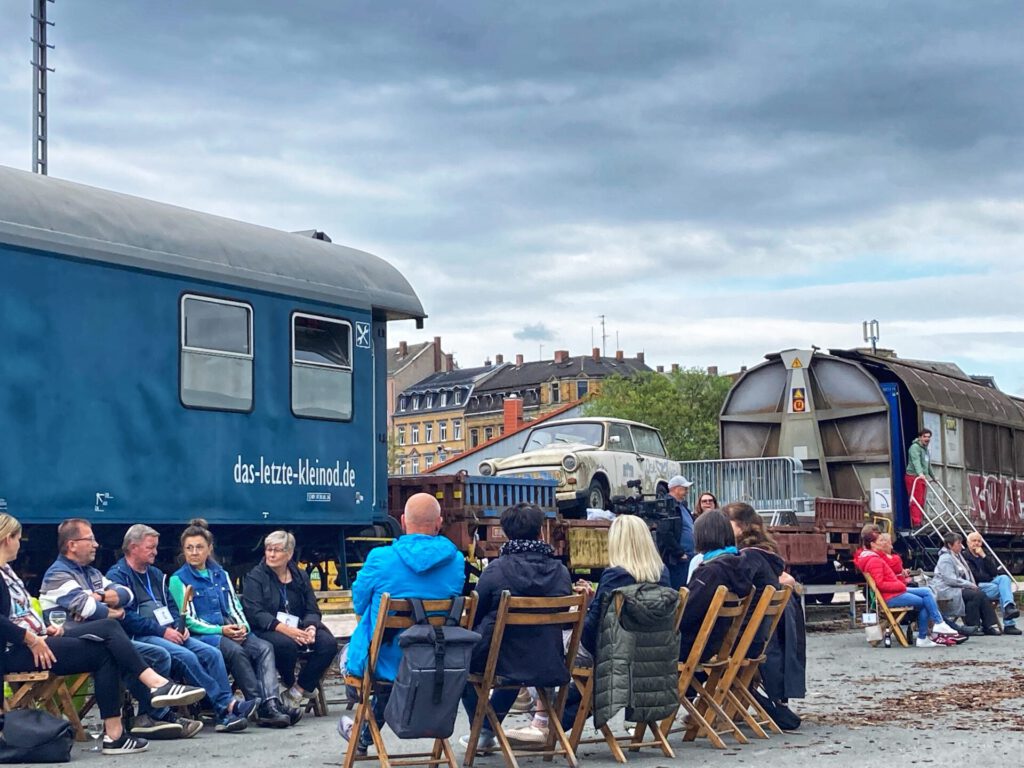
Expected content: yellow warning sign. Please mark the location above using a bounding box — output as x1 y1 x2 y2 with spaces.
791 387 806 412
791 358 803 368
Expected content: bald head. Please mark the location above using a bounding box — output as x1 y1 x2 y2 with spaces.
402 493 443 535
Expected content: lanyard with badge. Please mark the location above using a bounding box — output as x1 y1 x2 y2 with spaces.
137 569 174 627
276 583 300 628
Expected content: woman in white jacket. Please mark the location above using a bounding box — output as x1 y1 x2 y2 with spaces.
932 531 1000 636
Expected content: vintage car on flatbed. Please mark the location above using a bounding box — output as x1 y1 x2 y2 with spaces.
477 417 681 514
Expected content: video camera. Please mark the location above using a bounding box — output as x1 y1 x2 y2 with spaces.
610 479 671 520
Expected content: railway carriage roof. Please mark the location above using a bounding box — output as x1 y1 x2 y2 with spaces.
0 165 425 321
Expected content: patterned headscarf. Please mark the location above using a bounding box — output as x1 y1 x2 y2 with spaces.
1 564 46 636
500 539 555 558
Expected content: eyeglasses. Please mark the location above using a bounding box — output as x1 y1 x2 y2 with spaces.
184 545 207 553
72 536 98 543
264 547 287 555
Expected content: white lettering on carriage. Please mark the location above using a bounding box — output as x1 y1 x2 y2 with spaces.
232 455 356 488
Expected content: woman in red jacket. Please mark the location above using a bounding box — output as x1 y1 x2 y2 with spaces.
854 530 959 647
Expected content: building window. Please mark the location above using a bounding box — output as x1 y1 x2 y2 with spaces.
425 455 434 468
397 427 406 446
550 382 561 404
440 391 449 407
180 295 253 412
411 456 420 474
399 396 407 412
439 421 448 441
426 393 434 408
411 424 420 444
485 427 494 441
425 422 433 443
455 389 463 405
291 313 352 420
576 379 589 400
413 394 421 410
398 459 406 475
470 428 479 448
453 420 463 440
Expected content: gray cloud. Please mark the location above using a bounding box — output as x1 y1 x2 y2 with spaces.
513 323 556 342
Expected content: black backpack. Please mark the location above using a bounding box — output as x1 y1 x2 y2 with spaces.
384 597 481 739
0 709 74 763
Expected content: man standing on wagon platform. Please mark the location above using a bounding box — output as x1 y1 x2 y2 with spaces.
905 428 936 527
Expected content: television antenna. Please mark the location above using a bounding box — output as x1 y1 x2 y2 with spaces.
31 0 55 175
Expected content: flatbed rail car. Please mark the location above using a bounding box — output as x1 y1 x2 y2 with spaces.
0 165 425 584
720 347 1024 571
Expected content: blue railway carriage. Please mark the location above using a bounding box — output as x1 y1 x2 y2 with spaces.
0 165 424 583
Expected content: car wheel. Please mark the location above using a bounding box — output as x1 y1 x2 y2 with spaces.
587 479 609 510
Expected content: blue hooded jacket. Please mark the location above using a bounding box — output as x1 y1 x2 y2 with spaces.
345 533 464 680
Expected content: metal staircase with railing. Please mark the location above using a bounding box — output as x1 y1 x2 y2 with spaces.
908 477 1016 587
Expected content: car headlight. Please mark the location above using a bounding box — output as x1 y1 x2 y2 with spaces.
561 454 579 472
478 461 495 476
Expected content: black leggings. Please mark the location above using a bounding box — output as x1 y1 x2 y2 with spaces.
962 588 998 628
256 628 337 691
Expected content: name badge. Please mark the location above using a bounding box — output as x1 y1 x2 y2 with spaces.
154 607 174 627
276 612 300 629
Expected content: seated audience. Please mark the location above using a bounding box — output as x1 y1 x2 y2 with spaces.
242 530 338 710
108 524 259 733
933 531 1001 636
459 503 572 754
2 513 201 755
854 529 960 646
40 518 206 739
338 493 464 756
963 532 1020 635
678 510 753 663
169 519 298 729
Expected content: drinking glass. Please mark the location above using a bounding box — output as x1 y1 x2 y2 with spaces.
86 723 103 752
49 610 67 629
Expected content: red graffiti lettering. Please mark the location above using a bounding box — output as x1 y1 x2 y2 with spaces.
967 473 1024 528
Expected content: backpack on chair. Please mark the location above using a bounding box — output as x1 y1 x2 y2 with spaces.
384 596 481 739
0 709 74 763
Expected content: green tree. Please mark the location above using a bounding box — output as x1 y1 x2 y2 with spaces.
584 369 732 460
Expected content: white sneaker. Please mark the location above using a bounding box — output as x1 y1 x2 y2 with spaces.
505 723 548 746
916 636 939 647
932 621 959 635
459 732 498 754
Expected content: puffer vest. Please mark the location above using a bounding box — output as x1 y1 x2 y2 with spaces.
593 582 681 728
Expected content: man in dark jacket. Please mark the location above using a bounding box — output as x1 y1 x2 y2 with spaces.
964 532 1021 634
657 475 695 590
459 503 572 754
107 524 260 733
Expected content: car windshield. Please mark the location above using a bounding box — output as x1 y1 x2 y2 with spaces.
523 423 604 451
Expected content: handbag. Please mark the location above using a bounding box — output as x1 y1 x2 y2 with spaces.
0 708 74 763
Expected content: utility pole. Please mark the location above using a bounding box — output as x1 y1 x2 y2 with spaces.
31 0 55 175
596 314 608 357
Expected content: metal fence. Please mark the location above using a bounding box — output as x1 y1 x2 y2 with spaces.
677 457 811 523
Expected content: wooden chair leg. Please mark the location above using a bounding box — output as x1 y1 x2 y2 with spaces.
487 699 520 768
55 681 88 741
440 737 459 768
537 688 577 768
343 693 367 768
679 696 727 750
463 682 490 768
567 674 593 754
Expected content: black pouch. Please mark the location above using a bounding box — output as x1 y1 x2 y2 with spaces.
0 708 74 763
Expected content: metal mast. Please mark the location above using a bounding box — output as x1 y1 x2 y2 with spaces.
32 0 55 175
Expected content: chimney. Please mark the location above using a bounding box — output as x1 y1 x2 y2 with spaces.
636 352 645 364
432 336 442 372
484 357 492 366
515 354 524 366
707 365 719 376
656 365 664 373
592 347 600 362
671 363 680 373
495 354 504 365
554 350 569 364
445 353 454 372
398 340 408 356
615 350 624 362
503 395 524 434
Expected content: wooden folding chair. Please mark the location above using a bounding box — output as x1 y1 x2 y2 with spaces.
463 591 586 768
723 587 793 739
661 587 752 749
864 574 912 647
4 671 88 741
342 594 476 768
567 587 688 763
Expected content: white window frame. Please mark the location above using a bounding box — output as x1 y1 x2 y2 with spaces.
425 422 433 443
411 424 420 444
180 294 253 359
439 421 448 441
453 420 463 440
397 427 406 446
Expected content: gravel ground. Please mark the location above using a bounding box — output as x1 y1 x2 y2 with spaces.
46 627 1024 766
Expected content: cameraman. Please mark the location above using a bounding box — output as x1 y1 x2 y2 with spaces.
656 475 696 589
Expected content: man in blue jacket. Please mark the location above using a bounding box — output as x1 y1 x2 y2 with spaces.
339 493 465 756
107 524 260 733
656 475 695 589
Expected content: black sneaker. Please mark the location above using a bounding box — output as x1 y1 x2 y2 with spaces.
103 732 150 755
1003 625 1022 635
257 701 290 729
284 703 303 727
215 714 248 733
984 625 1002 636
1004 603 1020 621
170 715 204 738
233 697 261 722
150 682 206 708
129 714 182 740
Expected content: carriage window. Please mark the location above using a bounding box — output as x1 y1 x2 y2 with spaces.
180 295 253 411
291 313 352 421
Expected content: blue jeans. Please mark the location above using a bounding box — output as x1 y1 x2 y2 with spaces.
980 576 1016 626
887 588 944 638
130 640 172 719
461 684 520 736
137 634 236 716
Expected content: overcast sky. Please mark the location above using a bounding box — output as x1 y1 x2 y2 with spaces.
2 1 1023 392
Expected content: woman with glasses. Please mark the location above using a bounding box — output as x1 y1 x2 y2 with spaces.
242 531 336 710
695 492 718 518
169 519 299 729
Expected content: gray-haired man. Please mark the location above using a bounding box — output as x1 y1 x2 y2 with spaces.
107 524 260 733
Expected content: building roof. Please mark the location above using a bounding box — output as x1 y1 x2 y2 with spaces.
407 364 504 391
472 355 651 394
0 165 425 321
387 341 433 376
